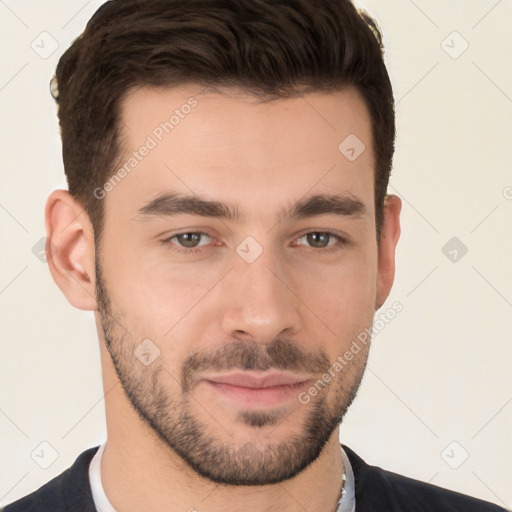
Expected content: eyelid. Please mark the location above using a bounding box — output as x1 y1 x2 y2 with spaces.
294 226 349 241
293 231 348 250
164 230 214 246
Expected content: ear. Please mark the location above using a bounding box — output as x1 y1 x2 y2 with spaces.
375 194 402 310
45 189 97 311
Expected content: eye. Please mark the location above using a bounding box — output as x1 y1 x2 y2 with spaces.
295 231 346 251
161 230 347 256
164 231 213 254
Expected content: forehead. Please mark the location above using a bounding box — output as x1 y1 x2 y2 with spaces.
109 85 375 219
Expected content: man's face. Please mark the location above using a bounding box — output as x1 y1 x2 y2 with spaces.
95 85 384 485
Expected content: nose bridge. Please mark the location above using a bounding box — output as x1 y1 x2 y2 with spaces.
221 241 302 341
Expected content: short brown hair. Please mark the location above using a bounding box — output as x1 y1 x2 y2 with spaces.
52 0 395 246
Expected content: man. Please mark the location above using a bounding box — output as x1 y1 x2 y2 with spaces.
3 0 506 511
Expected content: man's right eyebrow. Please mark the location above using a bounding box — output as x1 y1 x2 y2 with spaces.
136 193 241 221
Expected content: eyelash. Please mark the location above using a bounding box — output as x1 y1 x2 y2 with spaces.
161 231 348 255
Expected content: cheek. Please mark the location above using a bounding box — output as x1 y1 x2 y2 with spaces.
103 249 221 350
299 249 377 323
296 252 377 366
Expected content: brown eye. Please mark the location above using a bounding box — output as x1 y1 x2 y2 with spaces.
164 232 213 253
306 232 331 248
175 232 206 248
297 232 341 249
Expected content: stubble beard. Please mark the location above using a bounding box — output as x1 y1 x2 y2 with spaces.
95 255 369 485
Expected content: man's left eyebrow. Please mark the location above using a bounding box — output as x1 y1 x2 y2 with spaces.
282 193 367 221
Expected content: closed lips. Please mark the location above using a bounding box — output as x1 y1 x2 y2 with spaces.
204 373 311 389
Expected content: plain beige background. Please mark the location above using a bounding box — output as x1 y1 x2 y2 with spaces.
1 0 511 508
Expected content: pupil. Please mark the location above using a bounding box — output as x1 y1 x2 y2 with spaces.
308 232 329 248
179 233 200 248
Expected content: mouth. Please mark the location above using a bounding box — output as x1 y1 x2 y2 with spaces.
202 372 311 408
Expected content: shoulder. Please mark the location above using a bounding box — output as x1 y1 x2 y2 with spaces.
342 444 508 512
2 446 99 512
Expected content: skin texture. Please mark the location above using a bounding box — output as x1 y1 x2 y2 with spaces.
46 85 401 512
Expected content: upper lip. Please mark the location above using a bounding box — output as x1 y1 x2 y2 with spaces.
204 372 311 389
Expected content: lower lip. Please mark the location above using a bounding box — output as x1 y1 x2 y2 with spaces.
205 380 309 407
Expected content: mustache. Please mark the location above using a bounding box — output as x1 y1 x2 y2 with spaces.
181 338 331 393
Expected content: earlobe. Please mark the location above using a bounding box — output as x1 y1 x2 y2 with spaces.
375 194 402 310
45 190 97 311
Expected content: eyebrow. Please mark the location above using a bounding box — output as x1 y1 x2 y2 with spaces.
136 191 366 222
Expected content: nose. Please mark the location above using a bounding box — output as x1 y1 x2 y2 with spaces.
221 245 303 344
